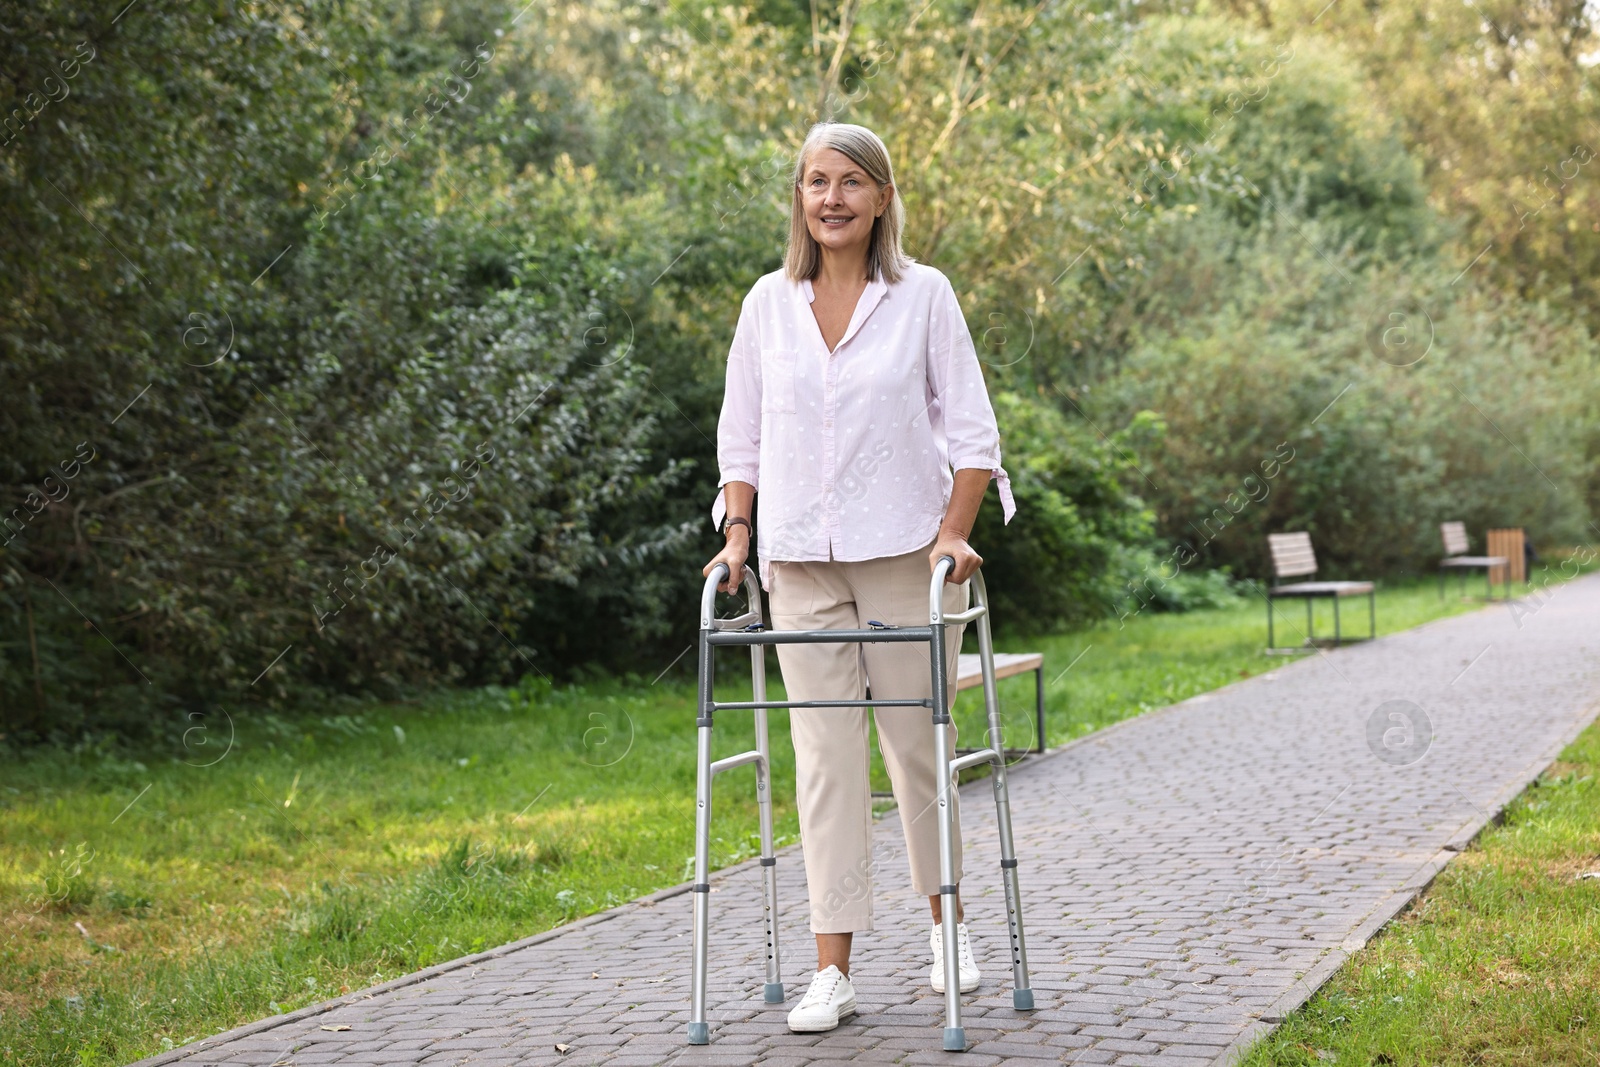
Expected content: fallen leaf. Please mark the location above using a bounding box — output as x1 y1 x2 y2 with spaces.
1578 871 1600 881
590 971 600 979
319 1024 351 1031
556 1044 571 1054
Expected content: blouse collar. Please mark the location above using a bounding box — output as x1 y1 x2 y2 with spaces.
799 273 889 354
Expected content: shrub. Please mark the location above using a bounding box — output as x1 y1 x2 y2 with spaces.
970 392 1156 633
1092 207 1599 579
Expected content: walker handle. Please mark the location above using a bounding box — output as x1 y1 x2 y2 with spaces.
930 555 957 623
701 562 762 630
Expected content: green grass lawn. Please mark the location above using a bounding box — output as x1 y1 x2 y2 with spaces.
0 567 1582 1065
1240 716 1600 1067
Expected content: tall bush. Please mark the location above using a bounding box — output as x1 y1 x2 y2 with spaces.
969 393 1155 632
1093 206 1599 579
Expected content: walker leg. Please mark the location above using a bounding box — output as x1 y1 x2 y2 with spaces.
929 611 965 1051
751 644 784 1004
688 631 715 1044
971 572 1034 1012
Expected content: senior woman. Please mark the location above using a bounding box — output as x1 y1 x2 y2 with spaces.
703 120 1015 1033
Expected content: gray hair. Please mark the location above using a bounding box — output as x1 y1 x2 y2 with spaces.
784 122 913 285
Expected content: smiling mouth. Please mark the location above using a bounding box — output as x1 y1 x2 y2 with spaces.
820 216 855 224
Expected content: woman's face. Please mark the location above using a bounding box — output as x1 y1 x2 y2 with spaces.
799 147 891 262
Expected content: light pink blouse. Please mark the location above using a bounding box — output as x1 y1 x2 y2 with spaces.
712 261 1016 591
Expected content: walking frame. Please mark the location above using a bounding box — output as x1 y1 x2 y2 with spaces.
688 557 1036 1052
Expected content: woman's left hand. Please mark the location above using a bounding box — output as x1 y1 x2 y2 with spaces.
929 530 982 585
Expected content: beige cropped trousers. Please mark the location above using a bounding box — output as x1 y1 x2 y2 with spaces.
769 542 969 934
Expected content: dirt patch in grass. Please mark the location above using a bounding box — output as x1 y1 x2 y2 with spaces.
1543 853 1600 881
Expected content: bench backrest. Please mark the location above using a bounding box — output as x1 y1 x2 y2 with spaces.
1268 531 1318 579
1440 521 1469 556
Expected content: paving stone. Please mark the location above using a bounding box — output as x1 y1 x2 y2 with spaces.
964 1040 1060 1058
1095 1037 1162 1054
122 578 1600 1067
1057 1050 1117 1064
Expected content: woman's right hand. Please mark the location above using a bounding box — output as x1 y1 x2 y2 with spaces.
704 528 750 594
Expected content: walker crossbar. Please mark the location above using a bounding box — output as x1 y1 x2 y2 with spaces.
687 559 1036 1051
708 751 766 776
949 748 1002 774
706 627 938 645
713 698 932 711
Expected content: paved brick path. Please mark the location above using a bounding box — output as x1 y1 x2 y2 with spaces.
130 576 1600 1067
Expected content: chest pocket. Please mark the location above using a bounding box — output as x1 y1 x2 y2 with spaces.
760 348 799 414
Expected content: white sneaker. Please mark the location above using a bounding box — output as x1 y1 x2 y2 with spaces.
929 922 980 993
786 965 857 1032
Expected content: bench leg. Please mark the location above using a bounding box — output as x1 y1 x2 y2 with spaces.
1034 666 1045 754
1333 595 1341 647
1369 589 1376 640
1267 594 1274 650
1305 598 1313 646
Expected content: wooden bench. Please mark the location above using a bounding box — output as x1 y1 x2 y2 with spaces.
1265 532 1375 651
1485 527 1527 586
870 652 1046 796
1439 521 1510 600
955 652 1045 758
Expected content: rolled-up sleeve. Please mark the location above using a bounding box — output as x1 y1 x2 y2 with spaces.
927 275 1017 523
711 292 762 529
